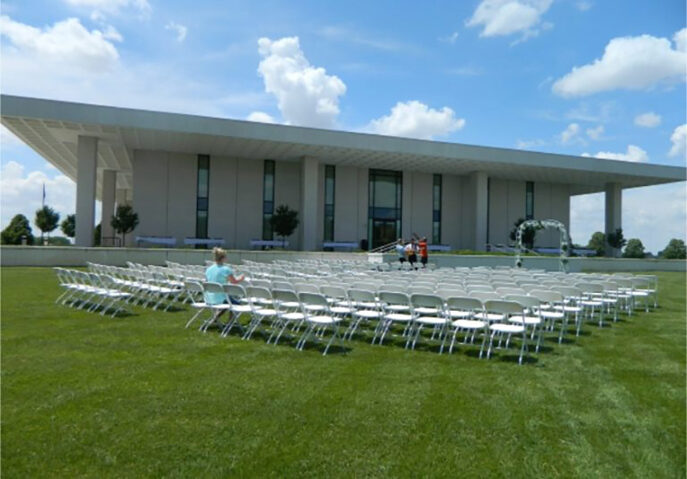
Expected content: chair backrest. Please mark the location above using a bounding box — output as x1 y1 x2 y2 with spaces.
446 296 483 312
551 285 581 299
296 283 321 294
496 287 526 296
249 279 271 288
382 284 409 293
469 291 499 302
378 291 410 307
409 286 435 295
484 300 524 316
575 282 604 294
410 293 444 311
505 294 540 310
272 289 300 312
466 285 495 293
320 285 348 300
202 282 225 295
298 292 329 309
246 286 272 300
224 283 246 299
272 280 295 291
529 289 563 304
348 288 377 303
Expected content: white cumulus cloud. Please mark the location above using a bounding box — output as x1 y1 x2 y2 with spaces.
571 182 686 254
246 111 276 124
257 36 346 128
583 145 649 163
675 27 687 52
560 123 580 143
0 15 119 73
367 101 466 140
64 0 151 18
553 30 687 97
586 124 604 140
466 0 553 39
165 22 187 42
669 124 687 158
0 161 80 236
634 112 661 128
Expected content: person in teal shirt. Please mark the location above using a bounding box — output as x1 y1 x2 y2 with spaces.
205 247 245 310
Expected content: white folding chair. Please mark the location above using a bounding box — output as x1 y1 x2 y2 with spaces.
346 289 382 340
482 300 529 365
242 286 276 340
200 282 232 332
184 281 210 328
296 292 346 355
375 291 414 347
221 284 251 337
409 294 449 353
446 296 487 353
269 289 305 345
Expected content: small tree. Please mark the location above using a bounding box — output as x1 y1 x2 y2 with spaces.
60 214 75 239
1 214 34 245
587 231 606 257
509 218 541 250
622 238 646 258
35 205 60 245
111 205 139 246
606 228 627 257
660 238 686 259
269 204 299 246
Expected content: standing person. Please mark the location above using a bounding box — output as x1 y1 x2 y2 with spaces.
395 238 406 266
405 239 418 270
417 236 429 268
205 247 245 325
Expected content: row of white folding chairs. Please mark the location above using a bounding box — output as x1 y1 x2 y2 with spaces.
54 268 131 317
88 264 185 310
184 281 594 363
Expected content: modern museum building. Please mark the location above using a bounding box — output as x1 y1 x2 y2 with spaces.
2 95 685 251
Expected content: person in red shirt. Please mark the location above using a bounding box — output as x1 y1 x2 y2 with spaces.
417 236 429 268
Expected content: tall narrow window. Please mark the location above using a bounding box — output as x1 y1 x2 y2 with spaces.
262 160 275 240
324 165 335 242
368 169 402 249
196 154 209 240
525 181 534 219
432 174 442 244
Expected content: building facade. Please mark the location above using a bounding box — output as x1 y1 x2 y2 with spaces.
2 95 684 251
131 150 571 250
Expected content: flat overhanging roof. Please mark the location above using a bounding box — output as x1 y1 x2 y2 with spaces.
2 94 685 198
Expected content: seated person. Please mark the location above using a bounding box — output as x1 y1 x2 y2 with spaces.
205 247 245 323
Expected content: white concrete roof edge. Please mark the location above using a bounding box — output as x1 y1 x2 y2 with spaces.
1 94 685 183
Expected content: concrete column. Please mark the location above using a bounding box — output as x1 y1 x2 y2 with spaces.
604 182 622 256
402 172 413 240
300 157 320 251
75 136 98 247
101 170 116 245
470 171 489 251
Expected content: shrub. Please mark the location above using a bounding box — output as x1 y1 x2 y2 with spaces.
660 239 686 259
622 238 646 258
0 214 34 245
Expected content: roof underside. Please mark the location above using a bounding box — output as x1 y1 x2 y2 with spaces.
2 95 685 200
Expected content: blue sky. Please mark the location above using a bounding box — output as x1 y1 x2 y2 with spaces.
1 0 685 252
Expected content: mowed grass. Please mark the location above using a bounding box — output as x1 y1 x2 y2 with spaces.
1 268 685 478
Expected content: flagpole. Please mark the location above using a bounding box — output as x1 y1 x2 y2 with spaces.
42 182 46 208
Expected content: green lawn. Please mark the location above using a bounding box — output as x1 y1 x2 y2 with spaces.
2 268 685 478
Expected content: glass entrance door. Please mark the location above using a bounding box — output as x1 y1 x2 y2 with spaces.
368 169 402 249
372 220 398 247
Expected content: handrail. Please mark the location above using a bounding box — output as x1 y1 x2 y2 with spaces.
370 240 398 254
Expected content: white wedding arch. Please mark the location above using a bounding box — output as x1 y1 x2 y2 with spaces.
515 219 571 272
